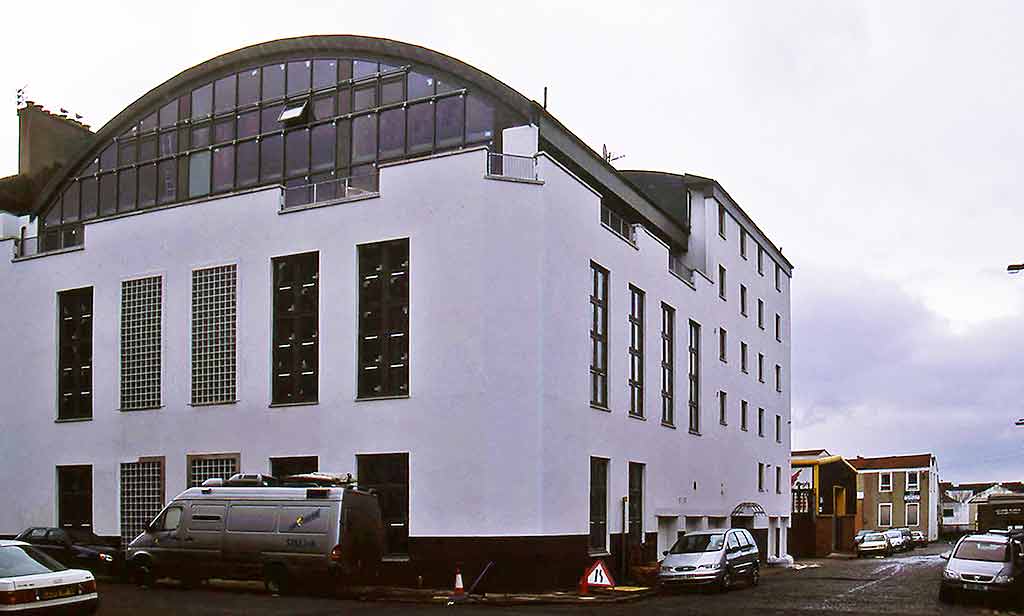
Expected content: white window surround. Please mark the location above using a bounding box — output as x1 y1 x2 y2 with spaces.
878 503 893 527
906 470 920 491
906 502 920 527
879 472 892 492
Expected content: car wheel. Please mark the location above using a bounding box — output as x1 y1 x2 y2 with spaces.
750 566 760 587
938 585 953 604
719 570 732 593
264 565 290 596
131 561 155 587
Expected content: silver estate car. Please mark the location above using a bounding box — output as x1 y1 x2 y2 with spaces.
659 529 760 592
856 532 891 557
940 533 1024 603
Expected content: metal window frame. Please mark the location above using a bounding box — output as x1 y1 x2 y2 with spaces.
719 390 727 425
628 285 645 418
660 302 675 426
56 287 93 421
356 238 411 399
688 320 701 434
589 456 610 553
270 251 320 405
590 263 610 408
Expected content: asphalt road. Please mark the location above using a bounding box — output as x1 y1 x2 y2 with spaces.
94 543 1022 615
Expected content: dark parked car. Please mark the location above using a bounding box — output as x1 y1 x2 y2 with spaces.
14 528 121 578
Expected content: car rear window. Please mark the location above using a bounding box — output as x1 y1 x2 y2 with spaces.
865 533 886 541
954 540 1009 563
0 546 68 577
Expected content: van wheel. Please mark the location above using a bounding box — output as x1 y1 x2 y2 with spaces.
131 561 155 588
264 565 290 596
938 586 953 604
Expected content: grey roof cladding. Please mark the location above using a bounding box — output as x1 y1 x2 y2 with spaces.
619 170 690 228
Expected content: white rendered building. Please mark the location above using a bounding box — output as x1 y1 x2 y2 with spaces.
0 35 793 589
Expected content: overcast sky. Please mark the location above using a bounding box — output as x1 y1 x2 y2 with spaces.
3 1 1022 482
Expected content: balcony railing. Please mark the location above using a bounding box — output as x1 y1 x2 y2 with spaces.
600 204 635 244
487 152 538 181
281 172 380 210
13 224 84 259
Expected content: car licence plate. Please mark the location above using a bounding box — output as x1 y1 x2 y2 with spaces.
964 583 987 591
40 585 77 600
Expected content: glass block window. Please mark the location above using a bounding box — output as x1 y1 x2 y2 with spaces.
272 252 319 404
119 459 163 549
357 239 410 398
58 288 93 421
187 454 240 488
120 276 163 410
191 265 237 405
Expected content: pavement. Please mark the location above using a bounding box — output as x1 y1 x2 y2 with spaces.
92 543 1024 615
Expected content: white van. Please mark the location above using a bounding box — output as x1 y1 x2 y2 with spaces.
126 483 384 593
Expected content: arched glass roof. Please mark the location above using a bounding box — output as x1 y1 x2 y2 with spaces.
35 36 531 248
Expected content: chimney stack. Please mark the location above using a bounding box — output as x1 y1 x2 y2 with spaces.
18 101 92 177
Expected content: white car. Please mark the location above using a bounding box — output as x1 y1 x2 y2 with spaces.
0 540 98 613
883 529 906 551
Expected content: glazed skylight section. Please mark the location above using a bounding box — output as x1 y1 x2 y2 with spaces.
39 56 514 249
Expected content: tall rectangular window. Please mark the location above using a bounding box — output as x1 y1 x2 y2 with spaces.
758 245 765 275
741 400 749 431
776 466 782 494
272 252 319 404
589 457 608 553
758 353 765 382
775 414 782 443
740 284 748 316
775 365 782 392
879 503 893 527
906 503 920 527
907 471 920 491
120 458 164 549
628 285 645 417
191 265 237 405
358 453 410 556
758 407 765 437
590 263 609 408
718 203 726 238
719 328 727 362
58 288 93 421
741 342 749 373
880 472 893 492
661 303 675 426
688 320 701 433
628 462 644 543
775 263 782 291
120 276 162 411
758 299 765 329
775 314 782 341
739 228 747 259
719 391 727 425
758 463 765 492
718 265 727 300
57 465 92 529
358 239 410 398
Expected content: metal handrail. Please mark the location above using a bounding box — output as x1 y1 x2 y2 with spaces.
487 152 538 181
280 173 380 210
13 224 84 259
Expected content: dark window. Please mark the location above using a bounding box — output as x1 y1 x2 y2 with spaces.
719 391 727 425
381 77 404 105
191 83 213 120
212 145 235 193
758 463 765 492
758 408 765 437
758 353 765 382
238 68 260 106
354 84 377 111
338 59 353 81
270 456 318 478
688 320 700 433
407 102 434 153
99 144 116 171
336 119 351 169
312 94 334 121
741 341 748 373
740 285 748 316
357 453 409 556
741 400 749 431
590 263 609 408
188 150 211 198
719 328 727 362
352 114 377 163
408 72 434 99
285 129 310 177
118 140 136 166
57 466 92 529
62 183 80 223
159 100 177 127
718 203 726 237
238 111 259 138
435 96 464 148
236 140 259 187
353 60 378 79
154 160 173 205
260 133 283 182
214 75 236 114
628 285 644 418
140 112 157 132
272 252 319 405
718 265 727 300
589 457 608 553
214 117 235 144
287 61 311 96
262 64 286 100
140 135 158 161
740 228 747 259
775 264 782 291
80 177 97 219
191 123 211 148
466 95 494 143
775 365 782 392
118 169 136 212
775 314 782 342
661 303 674 426
261 105 284 132
310 124 335 173
775 414 782 443
628 462 644 544
99 173 117 216
758 245 765 275
379 108 405 159
312 59 337 90
358 239 410 398
58 288 92 421
758 299 765 329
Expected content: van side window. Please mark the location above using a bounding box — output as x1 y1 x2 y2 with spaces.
226 505 278 533
162 507 183 531
727 533 741 550
190 505 226 531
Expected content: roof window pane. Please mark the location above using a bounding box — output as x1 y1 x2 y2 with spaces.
212 145 235 192
285 129 310 177
287 61 312 97
214 117 235 144
236 140 258 187
336 119 351 169
118 140 136 166
140 135 157 161
214 75 236 114
262 64 286 101
380 62 400 73
313 60 337 90
338 59 353 81
158 130 176 157
61 182 80 223
352 114 377 164
354 85 376 112
379 108 405 159
159 101 177 128
310 123 335 172
381 77 404 105
261 105 284 132
312 94 334 121
466 95 494 143
191 124 211 149
436 96 464 148
139 163 156 207
192 83 213 120
408 72 434 99
155 160 173 205
436 78 459 94
80 177 98 219
179 94 191 121
260 133 283 182
99 173 117 216
238 68 260 106
238 110 259 139
140 112 158 133
353 60 378 79
189 150 212 197
407 102 433 153
99 144 116 171
118 169 136 212
44 200 60 226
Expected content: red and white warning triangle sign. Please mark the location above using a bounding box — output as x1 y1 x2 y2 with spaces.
584 559 615 587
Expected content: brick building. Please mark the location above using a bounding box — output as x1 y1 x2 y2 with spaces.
849 453 939 541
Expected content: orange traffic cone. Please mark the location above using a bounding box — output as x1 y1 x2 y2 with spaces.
452 567 465 597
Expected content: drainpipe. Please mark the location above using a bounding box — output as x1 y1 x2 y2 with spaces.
621 496 628 581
